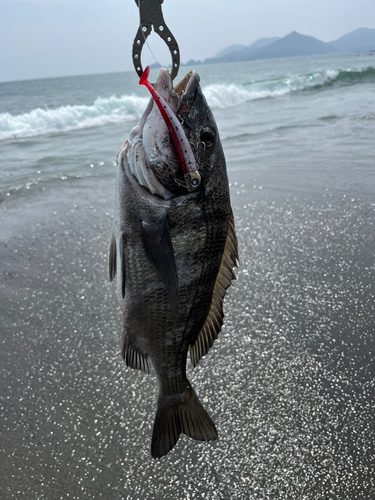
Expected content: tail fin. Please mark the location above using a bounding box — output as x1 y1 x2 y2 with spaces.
151 385 217 459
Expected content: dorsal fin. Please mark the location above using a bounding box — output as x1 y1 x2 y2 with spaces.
190 210 239 367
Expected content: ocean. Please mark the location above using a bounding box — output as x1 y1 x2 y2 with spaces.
1 52 374 499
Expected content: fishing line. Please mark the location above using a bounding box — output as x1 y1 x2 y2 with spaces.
137 0 161 71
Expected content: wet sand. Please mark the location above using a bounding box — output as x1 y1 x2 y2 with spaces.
1 175 374 499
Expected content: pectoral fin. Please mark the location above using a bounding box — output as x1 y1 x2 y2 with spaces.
141 215 179 321
120 232 126 299
109 227 125 298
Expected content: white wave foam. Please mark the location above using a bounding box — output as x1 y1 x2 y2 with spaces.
0 68 350 140
0 94 149 140
204 69 340 110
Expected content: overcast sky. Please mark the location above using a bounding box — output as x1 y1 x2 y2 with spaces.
1 0 375 82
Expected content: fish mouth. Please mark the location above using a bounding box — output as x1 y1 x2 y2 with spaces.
125 68 201 200
174 70 200 102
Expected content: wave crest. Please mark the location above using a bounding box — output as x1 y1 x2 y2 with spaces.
205 66 375 109
1 66 373 140
0 94 149 140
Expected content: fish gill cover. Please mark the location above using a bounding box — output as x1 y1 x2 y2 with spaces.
1 67 374 140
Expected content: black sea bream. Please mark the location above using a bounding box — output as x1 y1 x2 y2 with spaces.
109 68 238 458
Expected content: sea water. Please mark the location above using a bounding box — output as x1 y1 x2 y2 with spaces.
1 53 374 498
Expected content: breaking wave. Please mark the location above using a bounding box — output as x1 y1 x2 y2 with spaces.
205 66 375 109
1 67 373 140
0 94 149 141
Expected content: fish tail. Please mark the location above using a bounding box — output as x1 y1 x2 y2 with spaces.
151 384 217 459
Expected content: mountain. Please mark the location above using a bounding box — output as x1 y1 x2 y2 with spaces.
211 32 339 64
181 27 375 67
214 44 246 59
214 37 280 59
247 31 340 59
330 27 375 53
246 37 281 51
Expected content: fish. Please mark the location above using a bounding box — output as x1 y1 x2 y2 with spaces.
109 66 238 458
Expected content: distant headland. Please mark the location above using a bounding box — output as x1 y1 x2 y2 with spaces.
181 28 375 66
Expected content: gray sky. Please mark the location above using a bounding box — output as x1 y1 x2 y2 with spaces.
1 0 375 82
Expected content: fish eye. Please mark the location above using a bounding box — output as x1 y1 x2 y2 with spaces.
200 127 215 148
